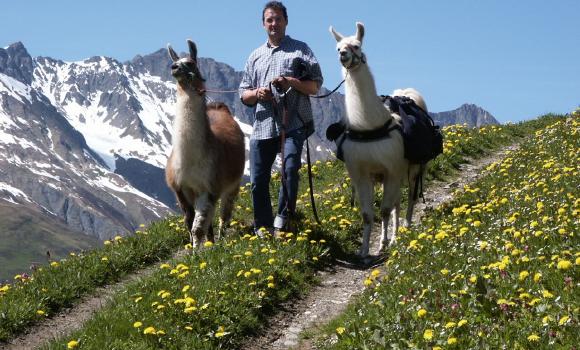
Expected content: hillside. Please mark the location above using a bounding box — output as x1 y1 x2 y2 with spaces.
0 203 99 282
1 113 573 349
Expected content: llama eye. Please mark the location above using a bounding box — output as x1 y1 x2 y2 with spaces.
353 45 359 50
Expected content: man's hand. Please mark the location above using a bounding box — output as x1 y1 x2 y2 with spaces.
271 76 290 92
256 86 273 101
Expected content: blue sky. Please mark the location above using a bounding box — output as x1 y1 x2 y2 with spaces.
1 0 578 122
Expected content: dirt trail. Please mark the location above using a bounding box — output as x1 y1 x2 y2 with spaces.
0 143 520 350
242 143 521 350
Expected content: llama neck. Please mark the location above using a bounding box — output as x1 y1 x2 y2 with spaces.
343 64 392 130
173 86 210 158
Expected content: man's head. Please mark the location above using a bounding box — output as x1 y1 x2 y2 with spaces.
262 1 288 46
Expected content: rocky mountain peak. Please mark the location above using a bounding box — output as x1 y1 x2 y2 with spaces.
0 42 34 84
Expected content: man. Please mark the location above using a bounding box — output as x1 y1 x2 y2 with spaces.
239 1 323 234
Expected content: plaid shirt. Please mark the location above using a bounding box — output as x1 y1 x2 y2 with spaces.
239 35 323 140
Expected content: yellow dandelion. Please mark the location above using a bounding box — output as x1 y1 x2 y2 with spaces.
447 337 458 345
199 262 207 269
336 327 346 335
558 315 570 326
143 327 156 334
203 241 213 248
133 321 143 328
423 329 434 340
527 334 540 342
458 319 468 327
557 260 572 270
67 340 79 349
417 309 427 317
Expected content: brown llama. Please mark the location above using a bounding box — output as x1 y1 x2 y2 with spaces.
165 39 245 247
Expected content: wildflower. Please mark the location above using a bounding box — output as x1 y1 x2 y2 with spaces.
423 329 434 340
527 334 540 342
542 290 554 298
103 240 112 245
182 285 190 293
445 322 456 329
336 327 346 335
557 260 572 270
160 263 171 269
519 271 529 281
215 326 226 338
417 309 427 317
134 296 143 303
114 235 123 242
50 262 59 267
203 241 213 248
36 310 45 316
133 321 143 328
457 319 468 327
268 258 276 265
101 257 108 262
363 278 373 287
143 326 156 335
478 241 488 250
441 268 450 275
534 273 542 282
558 315 570 326
268 282 275 288
199 262 207 269
448 337 458 345
67 340 79 349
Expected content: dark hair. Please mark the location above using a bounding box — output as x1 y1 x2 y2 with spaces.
262 1 288 22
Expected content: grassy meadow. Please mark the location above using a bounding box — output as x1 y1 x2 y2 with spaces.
0 112 574 349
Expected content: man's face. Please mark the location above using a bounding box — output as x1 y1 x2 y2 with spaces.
263 8 287 42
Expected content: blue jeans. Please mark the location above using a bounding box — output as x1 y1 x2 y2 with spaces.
250 127 306 230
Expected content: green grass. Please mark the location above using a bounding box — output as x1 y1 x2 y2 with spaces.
0 220 188 341
0 113 564 348
318 114 579 349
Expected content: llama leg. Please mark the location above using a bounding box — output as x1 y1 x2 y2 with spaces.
192 193 217 247
355 178 374 258
176 189 195 242
218 185 240 238
379 182 401 251
406 165 422 226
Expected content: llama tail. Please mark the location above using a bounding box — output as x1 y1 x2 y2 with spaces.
392 88 428 112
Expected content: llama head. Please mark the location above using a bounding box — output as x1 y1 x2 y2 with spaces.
167 39 206 86
329 22 366 69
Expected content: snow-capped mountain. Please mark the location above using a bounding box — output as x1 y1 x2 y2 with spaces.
1 42 173 242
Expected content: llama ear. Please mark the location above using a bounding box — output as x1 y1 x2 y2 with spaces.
329 26 344 42
167 44 179 62
355 22 365 42
187 39 198 60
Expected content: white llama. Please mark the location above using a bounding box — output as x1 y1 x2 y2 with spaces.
165 39 245 247
330 23 427 257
